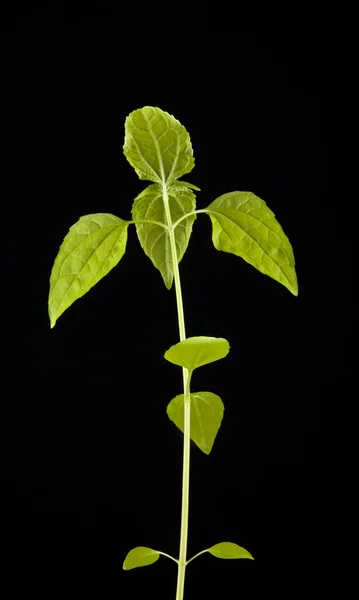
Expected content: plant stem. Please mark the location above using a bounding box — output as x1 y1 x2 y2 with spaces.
162 184 191 600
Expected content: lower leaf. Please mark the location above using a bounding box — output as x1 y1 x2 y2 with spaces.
123 546 160 570
167 391 224 454
208 542 254 560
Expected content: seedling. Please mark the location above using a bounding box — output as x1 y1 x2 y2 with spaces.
48 106 298 599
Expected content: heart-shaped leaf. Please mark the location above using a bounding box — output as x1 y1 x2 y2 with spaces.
167 391 224 454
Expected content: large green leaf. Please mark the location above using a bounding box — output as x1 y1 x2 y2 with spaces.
164 336 230 371
49 213 129 328
167 391 224 454
131 184 196 289
123 106 195 185
123 546 160 570
205 191 298 295
207 542 254 560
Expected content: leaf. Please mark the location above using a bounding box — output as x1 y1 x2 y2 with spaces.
205 191 298 295
208 542 254 560
167 391 224 454
131 184 196 289
164 336 230 371
123 106 195 186
123 546 160 570
49 213 130 328
170 180 201 191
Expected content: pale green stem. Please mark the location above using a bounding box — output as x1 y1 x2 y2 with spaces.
162 183 191 600
172 209 207 229
157 551 179 565
185 548 209 565
128 208 207 231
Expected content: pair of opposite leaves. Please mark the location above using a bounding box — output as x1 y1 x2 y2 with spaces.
48 105 298 330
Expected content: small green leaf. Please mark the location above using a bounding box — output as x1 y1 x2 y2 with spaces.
132 184 196 289
167 391 224 454
49 213 130 328
170 180 201 191
208 542 254 560
123 106 195 185
123 546 160 570
205 191 298 295
164 336 230 371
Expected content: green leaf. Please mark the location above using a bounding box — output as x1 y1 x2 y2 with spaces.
167 391 224 454
49 213 130 328
123 106 195 186
205 191 298 295
123 546 160 570
208 542 254 560
131 184 196 289
164 336 230 371
170 180 201 191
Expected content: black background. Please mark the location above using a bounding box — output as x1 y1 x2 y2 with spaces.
1 5 344 599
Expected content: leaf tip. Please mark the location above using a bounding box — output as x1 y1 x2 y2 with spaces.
289 279 299 296
164 277 173 290
200 444 212 455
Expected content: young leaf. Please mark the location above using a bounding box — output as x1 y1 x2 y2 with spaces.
167 391 224 454
170 180 201 191
123 106 194 186
205 191 298 295
208 542 254 560
132 183 196 289
164 336 230 371
123 547 160 570
49 213 130 328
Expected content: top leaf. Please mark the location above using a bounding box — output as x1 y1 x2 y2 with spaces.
164 336 230 371
123 106 195 186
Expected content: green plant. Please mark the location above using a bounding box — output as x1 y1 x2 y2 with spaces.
48 106 298 599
